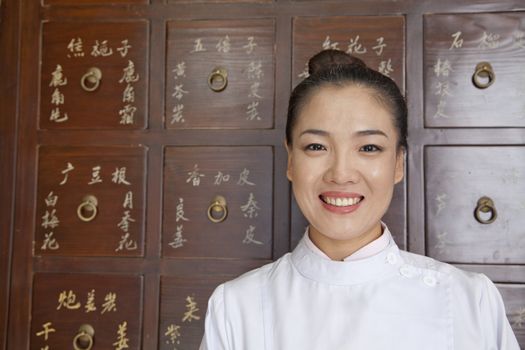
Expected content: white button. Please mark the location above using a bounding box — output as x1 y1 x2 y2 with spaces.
423 275 437 287
386 253 397 265
399 265 414 278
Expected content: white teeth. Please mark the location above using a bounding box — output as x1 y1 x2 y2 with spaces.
322 196 362 207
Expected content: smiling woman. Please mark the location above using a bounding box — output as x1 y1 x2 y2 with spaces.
200 50 520 350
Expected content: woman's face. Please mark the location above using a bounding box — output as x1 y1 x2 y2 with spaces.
286 84 404 247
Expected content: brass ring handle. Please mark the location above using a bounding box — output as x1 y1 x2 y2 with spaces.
207 195 228 223
73 324 94 350
472 62 495 89
80 67 102 92
77 195 98 222
474 196 497 224
207 67 228 92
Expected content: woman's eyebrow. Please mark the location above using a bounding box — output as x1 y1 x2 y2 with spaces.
299 129 329 137
354 129 388 138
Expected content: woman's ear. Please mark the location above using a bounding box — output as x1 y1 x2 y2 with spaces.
394 149 405 184
285 141 293 182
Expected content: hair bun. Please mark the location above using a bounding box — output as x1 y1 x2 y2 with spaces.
308 49 367 75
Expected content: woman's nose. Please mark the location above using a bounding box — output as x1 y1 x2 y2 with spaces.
323 152 360 184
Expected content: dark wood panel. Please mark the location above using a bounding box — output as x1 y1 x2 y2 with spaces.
30 273 143 349
424 12 525 127
40 21 149 129
36 146 147 256
425 146 525 264
0 0 20 348
44 0 148 4
166 19 275 129
163 146 273 259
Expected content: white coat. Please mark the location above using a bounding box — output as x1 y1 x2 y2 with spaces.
200 227 520 349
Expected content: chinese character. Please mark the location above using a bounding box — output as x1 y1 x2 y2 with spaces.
182 296 201 322
67 38 84 57
237 168 255 186
322 35 339 50
449 31 464 50
169 225 187 249
41 232 59 250
247 61 263 80
172 84 189 100
50 107 68 123
57 290 81 310
372 37 386 56
477 31 500 49
36 322 56 341
59 162 75 185
117 210 135 233
435 193 447 216
248 81 262 99
119 60 140 84
433 98 449 119
119 104 137 125
216 35 231 53
176 198 189 222
45 191 58 207
171 104 185 124
378 59 394 77
49 65 68 87
115 233 138 252
91 40 113 57
246 101 260 121
112 167 131 185
433 58 453 77
346 35 367 54
122 84 135 103
213 171 231 185
243 225 263 245
112 321 129 350
85 289 97 313
186 164 204 186
165 324 181 345
513 30 525 49
42 209 60 229
101 292 117 314
298 62 309 79
51 88 65 105
434 81 452 98
512 307 525 328
117 39 132 57
191 38 207 53
123 191 133 209
243 36 257 54
88 165 103 185
173 62 186 79
240 192 260 218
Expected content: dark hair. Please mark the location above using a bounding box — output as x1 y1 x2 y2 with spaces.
286 49 407 151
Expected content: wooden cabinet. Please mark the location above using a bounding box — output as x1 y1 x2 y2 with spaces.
2 1 524 349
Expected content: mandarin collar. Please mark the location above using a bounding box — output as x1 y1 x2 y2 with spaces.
291 227 403 286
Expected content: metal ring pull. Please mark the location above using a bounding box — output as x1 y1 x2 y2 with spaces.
472 62 495 89
80 67 102 92
207 195 228 223
77 195 98 222
73 324 94 350
207 67 228 92
474 196 497 224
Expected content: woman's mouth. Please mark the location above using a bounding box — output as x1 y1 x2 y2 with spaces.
320 195 364 207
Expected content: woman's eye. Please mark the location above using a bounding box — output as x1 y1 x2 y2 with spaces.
305 143 326 151
360 144 381 152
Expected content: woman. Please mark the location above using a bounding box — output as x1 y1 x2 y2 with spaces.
200 50 519 349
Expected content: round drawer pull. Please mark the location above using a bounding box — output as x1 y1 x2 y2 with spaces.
472 62 495 89
474 196 497 224
208 67 228 92
207 195 228 223
77 195 98 222
81 67 102 92
73 324 94 350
